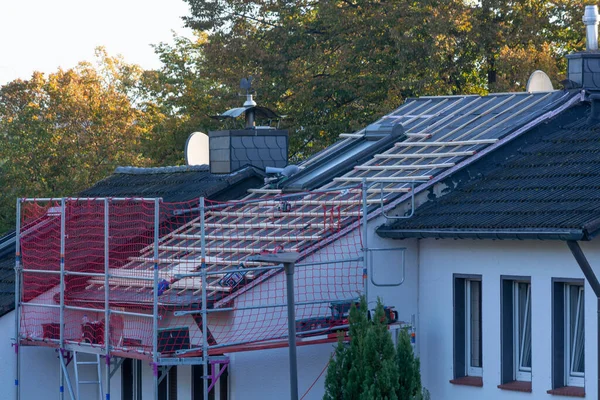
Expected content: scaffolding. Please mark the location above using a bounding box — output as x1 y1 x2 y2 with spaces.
13 181 385 399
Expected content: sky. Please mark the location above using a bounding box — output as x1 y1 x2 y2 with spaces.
0 0 193 85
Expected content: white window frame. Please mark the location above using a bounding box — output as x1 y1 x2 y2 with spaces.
565 284 585 387
514 282 532 382
466 279 482 377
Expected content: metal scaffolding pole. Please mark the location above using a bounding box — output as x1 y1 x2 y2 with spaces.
153 199 160 400
104 199 111 400
362 179 369 302
200 197 209 400
14 199 21 400
247 252 300 400
60 199 67 398
60 199 66 347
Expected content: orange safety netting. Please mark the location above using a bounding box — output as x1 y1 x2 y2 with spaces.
18 187 364 358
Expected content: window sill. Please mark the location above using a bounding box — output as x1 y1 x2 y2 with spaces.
498 381 532 393
547 387 585 397
449 376 483 387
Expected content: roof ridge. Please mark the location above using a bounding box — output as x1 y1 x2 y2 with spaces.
115 165 210 174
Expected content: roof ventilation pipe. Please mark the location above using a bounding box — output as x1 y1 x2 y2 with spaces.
584 5 600 51
589 93 600 123
266 165 300 177
244 93 257 128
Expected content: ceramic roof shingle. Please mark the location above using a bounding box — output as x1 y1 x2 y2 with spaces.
377 103 600 240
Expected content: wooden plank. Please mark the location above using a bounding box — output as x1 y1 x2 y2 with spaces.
246 188 283 194
170 278 232 291
374 151 475 159
173 234 321 241
158 245 299 253
208 211 362 217
129 257 264 266
354 163 455 171
255 199 381 206
334 176 431 182
201 223 338 229
395 139 498 147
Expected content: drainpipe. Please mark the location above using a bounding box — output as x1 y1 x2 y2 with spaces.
566 241 600 400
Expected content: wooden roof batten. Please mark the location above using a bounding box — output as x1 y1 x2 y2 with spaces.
84 91 571 300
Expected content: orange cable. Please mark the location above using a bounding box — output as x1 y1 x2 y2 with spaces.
299 358 331 400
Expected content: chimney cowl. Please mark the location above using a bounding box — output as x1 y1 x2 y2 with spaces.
584 5 600 51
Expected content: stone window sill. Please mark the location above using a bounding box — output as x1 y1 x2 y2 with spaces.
498 380 532 392
449 376 483 387
547 386 585 397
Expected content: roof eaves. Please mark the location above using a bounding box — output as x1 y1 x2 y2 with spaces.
376 227 586 241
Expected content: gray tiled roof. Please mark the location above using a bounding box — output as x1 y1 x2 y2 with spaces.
377 103 600 240
80 164 264 202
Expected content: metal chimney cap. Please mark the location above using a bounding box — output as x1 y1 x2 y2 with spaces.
243 94 257 107
583 5 599 24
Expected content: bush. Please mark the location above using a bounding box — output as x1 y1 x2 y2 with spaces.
323 296 427 400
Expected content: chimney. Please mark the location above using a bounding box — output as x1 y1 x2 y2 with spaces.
566 6 600 90
584 5 599 51
208 80 288 174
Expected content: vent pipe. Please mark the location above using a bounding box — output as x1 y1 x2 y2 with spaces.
243 94 257 128
584 5 600 51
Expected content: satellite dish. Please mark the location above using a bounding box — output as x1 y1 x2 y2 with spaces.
185 132 209 166
526 70 554 93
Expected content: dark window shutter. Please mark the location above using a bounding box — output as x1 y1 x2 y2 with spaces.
454 277 466 378
192 365 216 400
122 359 133 400
552 282 566 389
501 280 514 384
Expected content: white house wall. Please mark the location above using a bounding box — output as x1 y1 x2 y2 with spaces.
229 343 333 400
417 238 600 399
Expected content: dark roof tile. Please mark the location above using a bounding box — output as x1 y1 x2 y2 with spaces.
378 104 600 240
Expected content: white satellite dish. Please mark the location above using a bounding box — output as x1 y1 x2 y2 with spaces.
526 70 554 93
184 132 209 166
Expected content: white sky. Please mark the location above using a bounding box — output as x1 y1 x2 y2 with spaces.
0 0 193 85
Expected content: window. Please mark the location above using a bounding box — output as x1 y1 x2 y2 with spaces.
500 277 531 384
158 366 177 400
552 280 585 389
122 359 142 400
514 282 532 381
453 275 483 380
193 364 229 400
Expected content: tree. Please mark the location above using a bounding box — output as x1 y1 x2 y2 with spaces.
179 0 583 158
0 49 163 234
323 297 400 400
397 327 421 400
140 32 233 165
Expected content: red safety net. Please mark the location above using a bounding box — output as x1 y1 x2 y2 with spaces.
18 187 364 358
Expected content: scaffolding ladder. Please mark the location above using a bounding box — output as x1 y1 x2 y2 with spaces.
73 352 104 400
